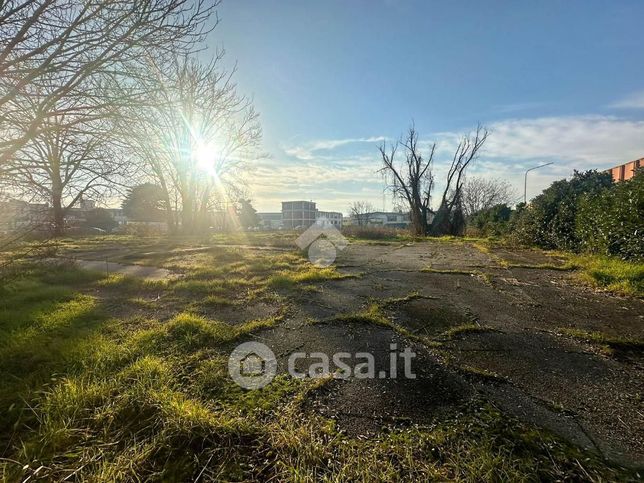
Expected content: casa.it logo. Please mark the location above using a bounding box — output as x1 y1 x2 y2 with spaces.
295 222 348 267
228 341 277 389
228 342 417 389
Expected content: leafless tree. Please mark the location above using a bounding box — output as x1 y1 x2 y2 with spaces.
378 126 435 235
348 201 375 225
379 124 488 236
461 176 515 217
0 87 130 235
430 125 488 236
120 55 262 234
0 0 216 166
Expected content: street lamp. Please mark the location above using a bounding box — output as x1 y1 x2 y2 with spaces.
524 162 554 204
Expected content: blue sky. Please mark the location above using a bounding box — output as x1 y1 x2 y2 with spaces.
210 0 644 213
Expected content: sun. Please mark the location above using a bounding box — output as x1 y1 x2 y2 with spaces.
193 142 217 176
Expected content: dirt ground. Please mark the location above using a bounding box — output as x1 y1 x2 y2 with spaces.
58 238 644 468
256 240 643 467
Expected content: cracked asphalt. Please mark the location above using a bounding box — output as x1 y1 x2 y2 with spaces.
256 240 644 467
58 237 644 467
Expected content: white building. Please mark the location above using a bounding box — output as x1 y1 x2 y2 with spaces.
351 211 413 228
316 210 343 228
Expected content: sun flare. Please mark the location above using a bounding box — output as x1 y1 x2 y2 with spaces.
194 142 217 176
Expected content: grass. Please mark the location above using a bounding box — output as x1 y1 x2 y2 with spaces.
421 266 477 275
0 235 637 480
469 237 643 297
505 262 575 271
380 291 437 305
330 302 446 345
564 254 644 297
439 324 499 339
458 365 509 383
556 327 644 355
267 266 354 289
342 225 419 242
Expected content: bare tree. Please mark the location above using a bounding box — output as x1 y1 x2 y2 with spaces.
378 126 435 235
461 176 515 217
0 88 129 235
430 125 488 236
120 55 262 234
348 201 375 225
0 0 216 166
379 124 488 236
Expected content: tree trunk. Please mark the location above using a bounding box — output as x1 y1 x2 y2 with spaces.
52 189 65 236
430 202 451 236
410 206 426 236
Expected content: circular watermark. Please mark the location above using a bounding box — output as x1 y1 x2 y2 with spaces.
307 238 337 267
228 341 277 389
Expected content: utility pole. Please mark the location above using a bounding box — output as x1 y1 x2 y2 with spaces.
524 162 554 204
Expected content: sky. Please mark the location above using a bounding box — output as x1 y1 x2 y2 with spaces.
208 0 644 214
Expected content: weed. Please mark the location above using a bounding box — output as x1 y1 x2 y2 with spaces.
267 266 352 289
0 237 637 481
439 324 498 339
380 291 436 305
506 262 575 271
422 267 475 275
331 304 416 339
567 254 644 297
458 364 508 382
556 328 644 353
201 294 234 306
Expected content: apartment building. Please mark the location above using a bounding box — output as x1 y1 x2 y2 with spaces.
281 201 317 229
607 158 642 182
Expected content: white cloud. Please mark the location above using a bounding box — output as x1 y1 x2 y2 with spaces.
609 90 644 109
250 115 644 212
283 136 387 160
436 115 644 201
481 115 644 167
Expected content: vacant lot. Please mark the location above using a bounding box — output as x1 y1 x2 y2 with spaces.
1 234 642 481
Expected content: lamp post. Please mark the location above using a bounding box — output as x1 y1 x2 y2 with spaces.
524 162 554 204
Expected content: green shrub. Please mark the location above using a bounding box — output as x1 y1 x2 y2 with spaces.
342 225 408 240
576 171 643 261
512 170 613 250
467 204 513 236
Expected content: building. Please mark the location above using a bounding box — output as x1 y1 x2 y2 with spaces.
257 212 282 230
607 158 642 183
259 202 344 230
351 211 413 229
0 200 50 234
105 208 128 226
0 198 130 234
79 199 96 211
281 201 317 229
315 210 343 228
